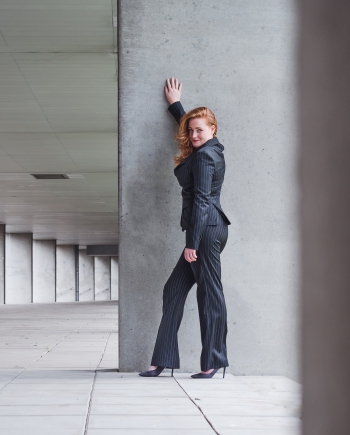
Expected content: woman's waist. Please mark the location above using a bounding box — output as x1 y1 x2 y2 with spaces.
181 196 222 209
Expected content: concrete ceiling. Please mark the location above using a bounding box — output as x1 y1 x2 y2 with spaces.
0 0 118 245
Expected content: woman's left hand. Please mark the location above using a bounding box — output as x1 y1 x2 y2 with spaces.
184 248 197 263
165 77 182 104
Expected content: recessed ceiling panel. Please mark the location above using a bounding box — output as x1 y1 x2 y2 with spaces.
0 0 118 245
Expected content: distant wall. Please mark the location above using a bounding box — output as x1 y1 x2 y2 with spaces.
33 240 56 303
95 256 111 301
118 0 299 379
79 249 95 301
111 257 118 301
5 233 32 304
56 245 76 302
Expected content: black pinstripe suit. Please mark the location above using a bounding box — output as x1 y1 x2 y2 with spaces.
151 101 231 371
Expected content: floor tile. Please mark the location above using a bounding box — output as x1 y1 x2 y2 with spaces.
89 403 202 415
0 415 86 430
208 415 301 430
0 405 87 416
87 430 215 435
88 415 211 429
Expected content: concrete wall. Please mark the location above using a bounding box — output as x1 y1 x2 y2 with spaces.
56 245 76 302
5 233 32 304
33 240 56 303
79 249 94 301
0 225 4 304
299 0 350 433
111 257 118 301
94 256 111 301
119 0 299 377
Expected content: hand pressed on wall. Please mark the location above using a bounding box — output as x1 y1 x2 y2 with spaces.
184 248 197 263
165 77 182 105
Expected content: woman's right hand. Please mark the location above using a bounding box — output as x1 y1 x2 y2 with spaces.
165 77 182 105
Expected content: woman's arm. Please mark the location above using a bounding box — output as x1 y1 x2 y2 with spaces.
186 150 215 251
164 77 198 264
165 77 186 125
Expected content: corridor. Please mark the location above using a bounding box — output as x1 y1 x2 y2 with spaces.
0 301 301 434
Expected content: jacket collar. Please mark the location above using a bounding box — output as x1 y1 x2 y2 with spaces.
174 137 224 172
193 137 224 152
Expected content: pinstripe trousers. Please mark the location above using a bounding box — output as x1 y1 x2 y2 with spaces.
151 215 229 371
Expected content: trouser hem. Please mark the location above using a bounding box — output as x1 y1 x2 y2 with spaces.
150 361 180 369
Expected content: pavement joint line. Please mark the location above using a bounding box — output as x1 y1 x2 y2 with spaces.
84 370 97 435
0 329 76 393
96 324 118 370
173 375 220 435
84 324 117 435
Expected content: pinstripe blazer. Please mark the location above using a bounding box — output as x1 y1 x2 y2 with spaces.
168 102 231 250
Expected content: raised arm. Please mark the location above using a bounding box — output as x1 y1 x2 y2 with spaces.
165 77 186 124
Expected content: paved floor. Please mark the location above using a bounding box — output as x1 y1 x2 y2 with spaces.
0 301 302 434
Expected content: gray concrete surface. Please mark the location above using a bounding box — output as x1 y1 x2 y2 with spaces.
94 257 111 301
5 233 33 304
33 240 56 304
0 301 301 434
79 249 95 302
0 225 4 304
111 257 118 301
298 0 350 434
119 0 300 378
56 245 76 302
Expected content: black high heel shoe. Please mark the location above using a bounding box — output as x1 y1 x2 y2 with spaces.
139 366 174 377
191 367 226 379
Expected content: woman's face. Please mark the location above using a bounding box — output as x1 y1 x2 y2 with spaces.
188 117 216 148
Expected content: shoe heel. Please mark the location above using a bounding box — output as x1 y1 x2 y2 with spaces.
223 367 226 378
171 368 174 377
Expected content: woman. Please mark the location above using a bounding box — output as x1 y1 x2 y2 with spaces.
139 77 231 379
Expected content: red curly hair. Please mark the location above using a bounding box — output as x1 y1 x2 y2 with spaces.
174 107 218 166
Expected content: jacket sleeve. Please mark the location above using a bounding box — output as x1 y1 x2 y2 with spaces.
186 150 215 250
168 101 186 125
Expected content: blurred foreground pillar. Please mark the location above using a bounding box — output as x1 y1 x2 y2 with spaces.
0 225 4 304
299 0 350 434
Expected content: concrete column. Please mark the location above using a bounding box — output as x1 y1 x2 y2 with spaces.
94 256 111 301
119 0 299 374
56 245 75 302
5 233 32 304
33 240 56 303
0 225 4 304
299 0 350 434
79 249 94 301
111 257 118 301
